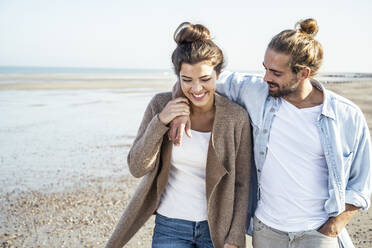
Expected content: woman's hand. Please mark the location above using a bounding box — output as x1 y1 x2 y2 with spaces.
224 244 238 248
158 97 190 125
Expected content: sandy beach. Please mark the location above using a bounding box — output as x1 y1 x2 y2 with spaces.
1 77 372 248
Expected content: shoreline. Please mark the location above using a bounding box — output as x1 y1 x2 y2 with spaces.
0 75 371 91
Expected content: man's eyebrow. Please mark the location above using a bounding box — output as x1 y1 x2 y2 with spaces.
263 62 283 74
270 68 283 74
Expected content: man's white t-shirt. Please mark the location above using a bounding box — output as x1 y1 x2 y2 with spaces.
255 99 329 232
157 130 211 221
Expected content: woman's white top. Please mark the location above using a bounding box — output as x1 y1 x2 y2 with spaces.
157 129 211 221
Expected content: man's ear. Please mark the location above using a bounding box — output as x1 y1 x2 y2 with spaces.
298 67 311 80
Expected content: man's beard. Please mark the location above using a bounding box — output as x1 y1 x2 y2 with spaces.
268 78 298 98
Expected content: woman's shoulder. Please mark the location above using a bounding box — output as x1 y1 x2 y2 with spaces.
215 94 249 122
148 92 172 110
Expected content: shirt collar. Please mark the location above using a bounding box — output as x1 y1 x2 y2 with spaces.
310 79 336 120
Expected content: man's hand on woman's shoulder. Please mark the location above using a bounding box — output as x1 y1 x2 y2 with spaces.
168 115 192 146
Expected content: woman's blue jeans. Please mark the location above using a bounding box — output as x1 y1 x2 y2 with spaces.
152 214 214 248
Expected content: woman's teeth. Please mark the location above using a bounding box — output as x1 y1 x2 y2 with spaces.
192 93 206 98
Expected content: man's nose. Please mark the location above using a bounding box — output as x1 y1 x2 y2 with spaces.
263 71 270 82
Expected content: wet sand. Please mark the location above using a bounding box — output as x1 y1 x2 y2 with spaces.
1 80 372 248
0 73 175 91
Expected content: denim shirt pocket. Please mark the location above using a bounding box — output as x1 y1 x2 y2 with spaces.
342 151 354 169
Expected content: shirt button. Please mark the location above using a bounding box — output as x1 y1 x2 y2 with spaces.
270 108 275 112
263 129 268 134
259 151 265 155
257 169 261 173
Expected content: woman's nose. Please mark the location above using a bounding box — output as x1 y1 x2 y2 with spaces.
192 83 202 92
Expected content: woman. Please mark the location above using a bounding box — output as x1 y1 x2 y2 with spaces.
106 22 252 248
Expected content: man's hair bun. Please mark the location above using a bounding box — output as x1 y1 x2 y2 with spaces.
296 18 319 36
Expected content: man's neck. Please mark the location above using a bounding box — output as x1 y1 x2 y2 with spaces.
284 79 323 109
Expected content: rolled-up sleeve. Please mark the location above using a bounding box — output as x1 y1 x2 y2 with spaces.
345 118 372 210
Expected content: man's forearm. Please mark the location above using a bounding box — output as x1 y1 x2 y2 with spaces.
318 204 360 237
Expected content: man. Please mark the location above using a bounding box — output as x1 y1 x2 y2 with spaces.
169 18 371 248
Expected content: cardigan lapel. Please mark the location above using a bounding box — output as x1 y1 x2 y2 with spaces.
156 137 173 197
205 94 229 202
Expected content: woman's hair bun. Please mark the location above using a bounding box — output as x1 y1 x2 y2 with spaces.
174 22 211 45
296 18 319 36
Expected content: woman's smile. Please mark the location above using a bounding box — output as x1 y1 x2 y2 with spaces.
190 92 208 101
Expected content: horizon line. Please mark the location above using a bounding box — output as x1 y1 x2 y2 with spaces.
0 65 371 75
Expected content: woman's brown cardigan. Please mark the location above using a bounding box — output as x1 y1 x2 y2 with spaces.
106 92 252 248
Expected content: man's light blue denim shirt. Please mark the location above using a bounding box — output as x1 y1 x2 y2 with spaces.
216 71 372 248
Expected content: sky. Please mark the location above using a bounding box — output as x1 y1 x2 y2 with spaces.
0 0 371 73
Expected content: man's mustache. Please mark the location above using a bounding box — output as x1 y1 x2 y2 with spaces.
267 81 279 88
